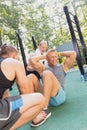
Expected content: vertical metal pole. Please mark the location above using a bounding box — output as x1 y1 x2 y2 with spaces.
64 6 85 75
74 15 87 64
16 31 27 69
32 36 37 50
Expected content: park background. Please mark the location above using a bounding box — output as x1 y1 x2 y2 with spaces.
1 0 87 129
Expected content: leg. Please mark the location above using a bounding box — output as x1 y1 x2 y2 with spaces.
42 70 60 108
31 70 60 127
27 74 42 93
10 93 45 130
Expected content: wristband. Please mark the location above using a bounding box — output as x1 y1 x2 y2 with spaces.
58 52 61 57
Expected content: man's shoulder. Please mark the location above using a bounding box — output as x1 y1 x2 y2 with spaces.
3 58 22 66
5 58 17 62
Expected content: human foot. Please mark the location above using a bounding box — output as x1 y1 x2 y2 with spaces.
30 109 51 127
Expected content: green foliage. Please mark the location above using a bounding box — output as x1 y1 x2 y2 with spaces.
0 0 87 57
0 2 21 44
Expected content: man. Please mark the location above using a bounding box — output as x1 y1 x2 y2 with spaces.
26 40 48 79
29 49 76 126
35 40 48 55
35 40 48 64
0 43 45 130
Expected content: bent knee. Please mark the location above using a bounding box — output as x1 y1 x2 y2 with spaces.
42 70 53 77
28 73 38 80
35 93 45 106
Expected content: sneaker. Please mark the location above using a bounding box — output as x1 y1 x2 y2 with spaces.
30 109 51 127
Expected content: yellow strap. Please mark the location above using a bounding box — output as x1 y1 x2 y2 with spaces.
58 52 61 57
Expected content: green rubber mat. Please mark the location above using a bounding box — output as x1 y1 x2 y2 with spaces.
10 69 87 130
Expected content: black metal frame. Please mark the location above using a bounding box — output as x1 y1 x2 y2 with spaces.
16 31 27 69
16 31 37 73
74 15 87 64
64 6 85 75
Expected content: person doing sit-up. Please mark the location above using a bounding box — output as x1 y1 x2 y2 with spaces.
29 49 76 127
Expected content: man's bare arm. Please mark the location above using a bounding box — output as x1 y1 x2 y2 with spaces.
60 51 76 71
29 55 46 74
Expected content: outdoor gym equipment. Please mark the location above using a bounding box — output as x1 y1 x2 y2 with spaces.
32 36 37 50
16 30 27 70
74 15 87 64
64 6 87 81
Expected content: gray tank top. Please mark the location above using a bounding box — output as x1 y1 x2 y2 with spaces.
45 64 66 89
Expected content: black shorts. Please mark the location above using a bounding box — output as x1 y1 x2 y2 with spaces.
26 70 41 80
0 95 22 130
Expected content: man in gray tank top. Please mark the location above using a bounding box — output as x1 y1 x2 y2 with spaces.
29 48 76 127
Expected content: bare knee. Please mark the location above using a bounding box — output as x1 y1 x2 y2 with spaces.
36 93 45 107
42 70 53 77
27 73 38 81
20 93 45 113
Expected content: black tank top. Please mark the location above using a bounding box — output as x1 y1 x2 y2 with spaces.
0 58 15 99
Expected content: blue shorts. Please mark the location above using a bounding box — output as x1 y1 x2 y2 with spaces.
11 96 23 111
49 86 66 107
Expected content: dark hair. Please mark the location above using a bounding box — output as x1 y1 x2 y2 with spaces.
0 43 18 57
